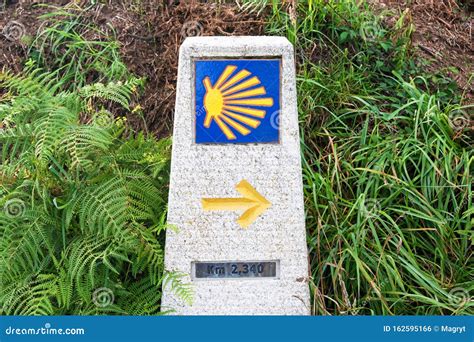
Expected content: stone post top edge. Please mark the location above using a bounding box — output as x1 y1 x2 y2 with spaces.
181 36 293 49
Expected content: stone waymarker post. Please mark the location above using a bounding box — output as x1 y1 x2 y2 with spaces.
162 36 310 315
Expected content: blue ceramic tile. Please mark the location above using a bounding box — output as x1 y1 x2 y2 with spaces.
195 59 280 144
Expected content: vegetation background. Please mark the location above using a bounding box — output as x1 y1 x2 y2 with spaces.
0 0 472 315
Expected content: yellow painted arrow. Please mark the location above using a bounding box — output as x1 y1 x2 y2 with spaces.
202 179 271 228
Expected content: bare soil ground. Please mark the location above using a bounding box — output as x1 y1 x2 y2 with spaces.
1 0 472 135
0 0 265 136
374 0 473 102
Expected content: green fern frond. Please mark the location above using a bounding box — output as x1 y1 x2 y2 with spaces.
34 104 77 163
0 123 34 141
0 70 48 99
0 208 55 282
130 224 164 284
63 236 120 298
55 269 73 310
60 125 113 170
75 177 129 236
162 272 194 306
120 170 164 220
1 37 173 315
1 274 56 315
118 277 164 315
1 124 35 163
79 78 143 110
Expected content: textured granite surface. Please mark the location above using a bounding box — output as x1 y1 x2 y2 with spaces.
162 36 310 315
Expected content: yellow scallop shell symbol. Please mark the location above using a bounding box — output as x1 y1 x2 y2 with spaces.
202 65 274 140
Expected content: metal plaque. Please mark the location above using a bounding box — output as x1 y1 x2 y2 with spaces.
193 261 279 279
